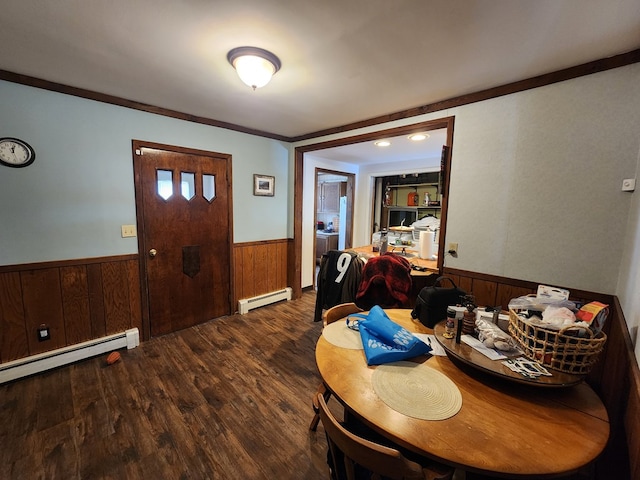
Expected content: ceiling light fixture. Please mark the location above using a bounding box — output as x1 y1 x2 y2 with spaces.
408 133 430 141
227 46 281 90
375 140 391 147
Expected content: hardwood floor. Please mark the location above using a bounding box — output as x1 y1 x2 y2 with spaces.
0 291 333 479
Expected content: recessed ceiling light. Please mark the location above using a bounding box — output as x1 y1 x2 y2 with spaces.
408 133 430 141
375 140 391 147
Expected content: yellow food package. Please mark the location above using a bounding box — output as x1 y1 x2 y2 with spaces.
576 301 609 334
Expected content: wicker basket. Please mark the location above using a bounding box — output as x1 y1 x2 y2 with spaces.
508 309 607 375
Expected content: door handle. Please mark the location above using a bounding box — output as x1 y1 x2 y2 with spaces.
149 248 158 258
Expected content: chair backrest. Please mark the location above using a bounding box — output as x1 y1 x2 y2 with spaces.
316 393 425 480
322 302 363 326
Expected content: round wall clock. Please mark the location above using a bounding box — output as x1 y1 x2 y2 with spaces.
0 137 36 168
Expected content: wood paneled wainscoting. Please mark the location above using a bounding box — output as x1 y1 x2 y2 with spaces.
233 239 289 306
0 239 291 366
0 255 142 364
444 267 640 479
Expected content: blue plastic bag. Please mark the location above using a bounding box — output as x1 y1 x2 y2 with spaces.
347 305 432 365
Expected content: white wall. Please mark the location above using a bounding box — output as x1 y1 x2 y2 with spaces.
0 81 290 266
444 66 640 293
616 136 640 358
295 64 640 362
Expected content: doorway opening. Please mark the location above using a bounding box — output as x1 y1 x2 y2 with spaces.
314 169 355 288
292 116 455 297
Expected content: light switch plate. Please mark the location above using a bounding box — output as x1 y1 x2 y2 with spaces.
121 225 137 237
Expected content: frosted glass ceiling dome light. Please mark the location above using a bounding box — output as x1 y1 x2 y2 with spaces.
227 46 281 90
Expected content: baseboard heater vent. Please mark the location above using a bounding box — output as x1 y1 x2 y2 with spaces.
238 287 292 314
0 328 139 385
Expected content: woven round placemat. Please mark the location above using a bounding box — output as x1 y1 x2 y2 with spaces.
322 320 363 350
372 361 462 420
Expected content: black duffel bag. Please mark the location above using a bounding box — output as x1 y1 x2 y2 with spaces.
411 276 466 328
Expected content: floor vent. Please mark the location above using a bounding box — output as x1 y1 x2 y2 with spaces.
238 287 292 314
0 328 139 384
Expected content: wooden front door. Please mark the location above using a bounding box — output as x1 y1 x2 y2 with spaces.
133 141 233 337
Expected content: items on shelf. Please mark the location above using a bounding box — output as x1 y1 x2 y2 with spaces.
407 190 419 206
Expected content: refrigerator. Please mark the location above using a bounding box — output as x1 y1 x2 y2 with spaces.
338 196 347 250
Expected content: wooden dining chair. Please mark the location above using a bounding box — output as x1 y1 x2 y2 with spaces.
316 393 454 480
309 302 363 431
322 302 364 327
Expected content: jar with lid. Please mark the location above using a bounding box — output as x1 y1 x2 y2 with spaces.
443 308 456 339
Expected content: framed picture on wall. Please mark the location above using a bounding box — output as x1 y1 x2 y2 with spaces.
253 174 275 196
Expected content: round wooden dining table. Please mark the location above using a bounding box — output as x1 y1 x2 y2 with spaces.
315 309 610 479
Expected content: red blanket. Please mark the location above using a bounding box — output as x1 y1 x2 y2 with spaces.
356 253 412 310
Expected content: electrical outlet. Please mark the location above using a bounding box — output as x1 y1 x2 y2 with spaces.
37 324 51 341
121 224 137 238
447 242 458 255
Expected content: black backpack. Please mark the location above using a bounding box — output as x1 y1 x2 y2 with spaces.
411 276 466 328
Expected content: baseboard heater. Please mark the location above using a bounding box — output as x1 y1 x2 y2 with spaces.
238 287 292 314
0 328 140 384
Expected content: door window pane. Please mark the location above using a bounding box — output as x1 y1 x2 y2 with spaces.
203 174 216 202
181 172 195 200
157 170 173 200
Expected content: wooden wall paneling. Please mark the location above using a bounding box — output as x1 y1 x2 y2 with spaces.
627 365 640 479
469 278 498 307
587 300 633 479
233 246 244 305
126 259 143 334
0 255 142 365
287 238 298 297
443 273 459 285
0 272 28 362
20 268 66 355
86 263 106 338
272 241 287 293
254 243 269 295
60 265 92 345
273 242 283 289
278 241 288 290
272 242 285 292
100 261 132 334
241 245 256 300
591 301 631 433
282 240 289 288
457 276 473 298
233 240 290 306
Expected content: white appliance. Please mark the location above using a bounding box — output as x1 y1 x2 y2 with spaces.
338 196 347 250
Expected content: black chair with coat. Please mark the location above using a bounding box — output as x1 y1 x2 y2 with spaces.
315 250 365 322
